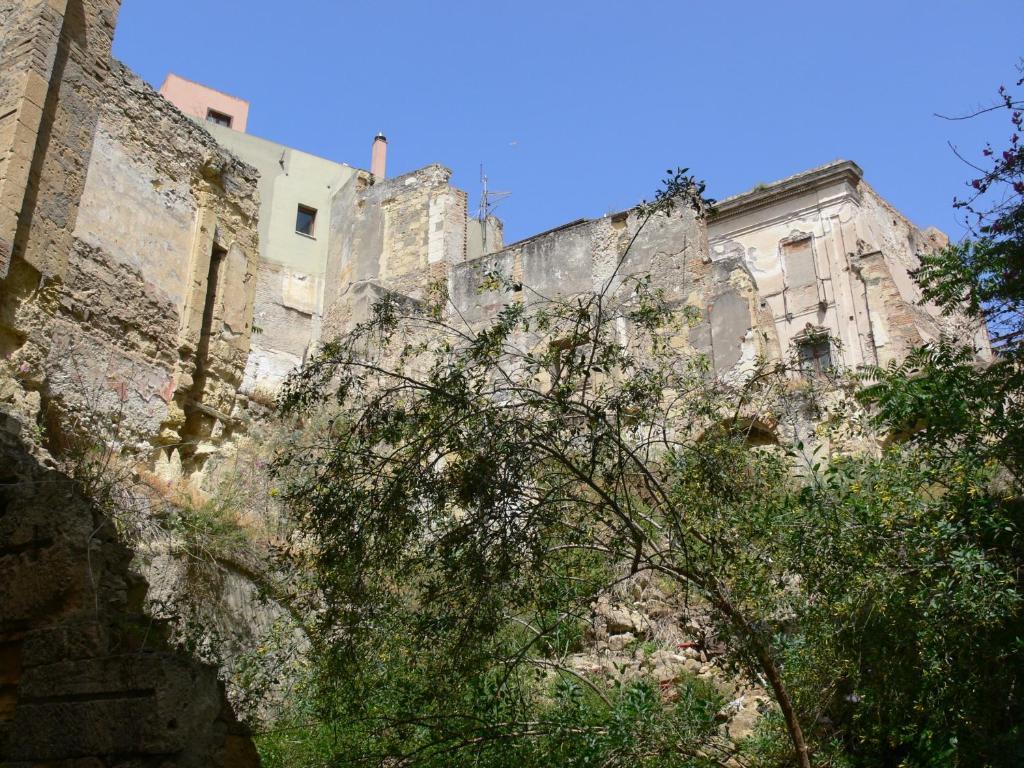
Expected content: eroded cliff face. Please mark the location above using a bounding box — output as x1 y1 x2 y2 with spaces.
0 412 260 766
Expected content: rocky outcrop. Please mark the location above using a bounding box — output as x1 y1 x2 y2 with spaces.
0 412 259 767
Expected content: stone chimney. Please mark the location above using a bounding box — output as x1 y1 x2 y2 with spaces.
371 132 387 179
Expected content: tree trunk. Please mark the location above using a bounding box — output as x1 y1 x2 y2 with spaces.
715 596 812 768
752 639 812 768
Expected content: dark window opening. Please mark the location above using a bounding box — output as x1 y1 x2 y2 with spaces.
182 244 226 451
206 109 233 128
797 334 833 376
296 205 317 237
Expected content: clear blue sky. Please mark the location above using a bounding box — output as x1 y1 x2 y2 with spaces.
113 1 1022 244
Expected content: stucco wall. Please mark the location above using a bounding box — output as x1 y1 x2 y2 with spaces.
708 161 991 370
242 260 322 399
205 124 356 276
466 215 504 262
159 73 250 133
205 126 358 399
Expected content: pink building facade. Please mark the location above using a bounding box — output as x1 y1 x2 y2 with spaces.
159 73 250 133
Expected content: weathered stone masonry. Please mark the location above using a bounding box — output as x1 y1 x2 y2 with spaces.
1 1 261 764
1 0 261 462
0 1 994 761
708 161 991 372
318 161 982 390
0 414 259 767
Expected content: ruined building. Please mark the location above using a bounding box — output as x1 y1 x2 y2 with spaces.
154 72 993 428
0 0 990 764
1 13 985 475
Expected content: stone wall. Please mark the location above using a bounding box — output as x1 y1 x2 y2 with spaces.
318 163 776 384
0 413 259 767
0 0 120 281
241 260 321 401
322 165 470 336
0 2 263 762
1 0 260 465
449 202 776 380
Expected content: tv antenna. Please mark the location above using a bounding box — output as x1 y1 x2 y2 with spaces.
478 164 511 223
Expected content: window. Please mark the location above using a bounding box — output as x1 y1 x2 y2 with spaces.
296 205 317 237
206 109 233 128
797 333 832 376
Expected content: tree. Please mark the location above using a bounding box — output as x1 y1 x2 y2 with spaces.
273 171 819 767
269 130 1024 767
863 63 1024 478
844 65 1024 765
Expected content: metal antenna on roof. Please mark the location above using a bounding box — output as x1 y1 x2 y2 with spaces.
478 164 512 221
478 164 511 252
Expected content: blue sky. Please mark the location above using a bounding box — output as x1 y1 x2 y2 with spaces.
113 1 1022 244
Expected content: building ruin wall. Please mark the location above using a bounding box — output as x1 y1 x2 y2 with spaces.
1 2 262 764
709 162 991 374
1 3 261 459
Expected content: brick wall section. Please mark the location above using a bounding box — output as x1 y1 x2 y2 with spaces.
0 414 260 767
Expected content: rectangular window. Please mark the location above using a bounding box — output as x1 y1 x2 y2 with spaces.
296 205 317 237
206 109 233 128
797 335 832 376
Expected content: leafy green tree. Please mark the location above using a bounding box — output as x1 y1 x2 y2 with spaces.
273 171 821 767
755 447 1022 767
817 66 1024 765
268 128 1024 767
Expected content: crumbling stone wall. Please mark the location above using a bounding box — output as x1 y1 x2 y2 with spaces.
853 182 990 362
0 0 121 281
709 161 991 372
242 261 323 401
321 165 471 336
318 172 790 386
448 202 777 379
0 413 260 767
1 0 260 465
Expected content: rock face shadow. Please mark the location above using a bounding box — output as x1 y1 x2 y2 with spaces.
0 413 259 767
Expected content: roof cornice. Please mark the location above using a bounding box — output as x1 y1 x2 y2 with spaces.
711 160 864 223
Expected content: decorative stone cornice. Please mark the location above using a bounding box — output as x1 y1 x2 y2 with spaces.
711 160 864 224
